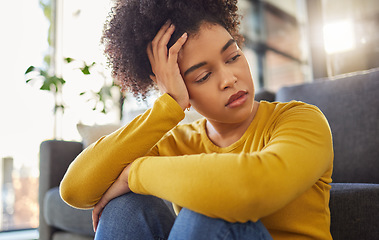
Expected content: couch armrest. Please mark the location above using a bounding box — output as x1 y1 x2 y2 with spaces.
39 140 83 197
44 187 94 237
39 140 83 240
330 183 379 240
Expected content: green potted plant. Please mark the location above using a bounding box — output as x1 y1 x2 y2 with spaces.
25 58 123 138
25 65 65 139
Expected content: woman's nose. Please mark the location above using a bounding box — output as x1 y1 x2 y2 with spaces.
220 68 237 90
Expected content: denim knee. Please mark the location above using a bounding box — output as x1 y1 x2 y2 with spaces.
168 208 272 240
95 193 175 240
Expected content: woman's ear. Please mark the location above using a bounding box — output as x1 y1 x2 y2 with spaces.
149 74 157 84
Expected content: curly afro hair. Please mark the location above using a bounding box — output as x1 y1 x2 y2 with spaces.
102 0 243 99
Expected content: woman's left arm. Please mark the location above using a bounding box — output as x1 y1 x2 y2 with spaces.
127 104 333 222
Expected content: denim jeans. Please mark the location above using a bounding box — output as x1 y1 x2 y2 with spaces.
95 193 273 240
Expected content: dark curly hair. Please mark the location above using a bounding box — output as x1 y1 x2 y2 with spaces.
102 0 243 99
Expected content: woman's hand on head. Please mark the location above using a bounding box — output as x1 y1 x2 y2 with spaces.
92 164 132 232
147 20 190 110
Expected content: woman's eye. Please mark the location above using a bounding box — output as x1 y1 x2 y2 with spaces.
226 54 241 63
196 72 211 83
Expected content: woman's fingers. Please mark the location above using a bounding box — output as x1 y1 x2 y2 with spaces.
148 25 187 72
152 21 173 61
147 21 174 74
156 24 176 58
151 20 171 47
92 200 106 232
169 32 188 63
92 205 101 232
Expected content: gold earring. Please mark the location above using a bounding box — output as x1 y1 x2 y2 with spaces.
186 107 190 111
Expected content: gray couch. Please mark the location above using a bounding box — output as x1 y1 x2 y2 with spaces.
39 68 379 240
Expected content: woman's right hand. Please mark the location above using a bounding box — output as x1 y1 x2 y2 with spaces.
92 164 132 232
147 20 190 110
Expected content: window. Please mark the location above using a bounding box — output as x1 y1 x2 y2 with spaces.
322 0 379 76
0 0 49 231
0 0 116 232
238 0 311 91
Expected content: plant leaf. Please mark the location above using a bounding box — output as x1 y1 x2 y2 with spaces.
81 66 90 75
25 66 36 74
64 57 74 63
56 77 66 85
40 82 51 91
39 70 49 78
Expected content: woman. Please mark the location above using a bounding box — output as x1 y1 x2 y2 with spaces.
60 0 333 239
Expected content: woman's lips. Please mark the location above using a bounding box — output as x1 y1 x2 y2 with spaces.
225 90 248 108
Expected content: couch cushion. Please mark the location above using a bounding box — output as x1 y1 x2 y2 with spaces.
330 183 379 240
44 187 95 237
276 68 379 183
254 89 276 102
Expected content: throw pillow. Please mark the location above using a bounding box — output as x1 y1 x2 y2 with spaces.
77 123 121 148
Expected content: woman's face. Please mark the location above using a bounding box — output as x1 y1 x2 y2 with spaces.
178 23 255 124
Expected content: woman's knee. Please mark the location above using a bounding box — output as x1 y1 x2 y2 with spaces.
95 193 175 240
169 208 272 240
168 208 229 239
105 192 157 213
100 193 175 225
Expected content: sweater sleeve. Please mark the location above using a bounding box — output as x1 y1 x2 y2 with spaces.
60 94 185 209
128 104 333 222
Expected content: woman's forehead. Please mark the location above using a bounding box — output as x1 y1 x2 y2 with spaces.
178 24 233 61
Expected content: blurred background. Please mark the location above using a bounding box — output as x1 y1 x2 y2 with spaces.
0 0 378 237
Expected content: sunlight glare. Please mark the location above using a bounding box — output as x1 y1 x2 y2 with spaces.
323 20 355 54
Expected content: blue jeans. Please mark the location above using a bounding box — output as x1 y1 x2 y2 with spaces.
95 193 273 240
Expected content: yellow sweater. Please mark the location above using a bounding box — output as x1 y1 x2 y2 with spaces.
60 93 333 240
